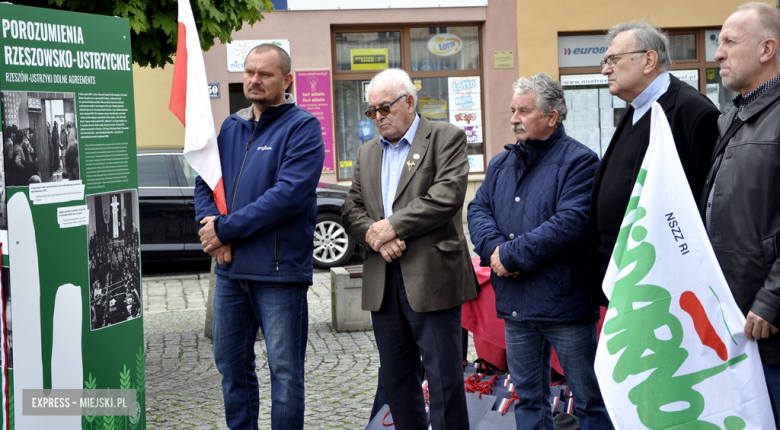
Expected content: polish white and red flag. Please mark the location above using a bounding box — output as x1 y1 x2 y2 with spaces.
169 0 227 214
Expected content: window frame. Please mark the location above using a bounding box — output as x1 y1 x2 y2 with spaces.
331 22 486 181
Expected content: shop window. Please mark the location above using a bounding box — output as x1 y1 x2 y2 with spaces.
669 34 696 61
335 32 402 72
705 68 737 112
410 27 480 71
334 80 375 178
561 70 699 158
333 25 484 180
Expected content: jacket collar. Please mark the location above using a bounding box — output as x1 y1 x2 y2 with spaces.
736 78 780 123
235 93 296 122
367 116 433 210
504 124 564 164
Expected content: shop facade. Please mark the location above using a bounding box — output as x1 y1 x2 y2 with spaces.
199 0 520 190
133 0 753 203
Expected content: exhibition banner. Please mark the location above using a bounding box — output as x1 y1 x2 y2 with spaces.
595 103 775 429
0 4 144 429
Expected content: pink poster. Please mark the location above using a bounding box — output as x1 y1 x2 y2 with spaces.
294 70 334 173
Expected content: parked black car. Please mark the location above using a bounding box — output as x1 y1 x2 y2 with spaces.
137 151 356 269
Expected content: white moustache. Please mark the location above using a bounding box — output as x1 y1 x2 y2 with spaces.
511 124 527 133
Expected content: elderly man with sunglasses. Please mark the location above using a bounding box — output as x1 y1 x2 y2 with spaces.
342 68 477 430
588 21 720 307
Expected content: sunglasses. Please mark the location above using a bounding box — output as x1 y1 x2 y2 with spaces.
364 94 408 119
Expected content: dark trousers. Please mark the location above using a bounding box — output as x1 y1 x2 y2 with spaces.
371 259 469 430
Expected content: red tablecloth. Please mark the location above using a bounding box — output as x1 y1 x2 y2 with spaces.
462 257 606 376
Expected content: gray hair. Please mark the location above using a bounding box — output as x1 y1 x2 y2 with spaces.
607 20 672 71
366 69 418 108
512 73 567 127
736 2 780 47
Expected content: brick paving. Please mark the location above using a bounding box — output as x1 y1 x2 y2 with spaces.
143 226 480 429
143 270 478 429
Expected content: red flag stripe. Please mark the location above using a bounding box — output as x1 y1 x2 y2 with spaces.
680 291 729 361
213 177 227 215
169 22 188 126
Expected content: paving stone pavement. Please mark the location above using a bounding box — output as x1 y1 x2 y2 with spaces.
143 269 479 430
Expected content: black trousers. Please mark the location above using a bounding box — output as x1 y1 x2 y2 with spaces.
371 259 469 430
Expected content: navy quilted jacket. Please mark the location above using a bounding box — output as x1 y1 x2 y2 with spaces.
467 126 600 322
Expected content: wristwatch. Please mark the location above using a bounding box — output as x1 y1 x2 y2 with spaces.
213 217 220 233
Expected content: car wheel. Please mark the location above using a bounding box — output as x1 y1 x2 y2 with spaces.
313 213 355 269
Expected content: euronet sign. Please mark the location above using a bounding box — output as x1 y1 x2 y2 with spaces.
558 34 609 68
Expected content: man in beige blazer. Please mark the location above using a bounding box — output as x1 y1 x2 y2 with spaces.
342 68 477 430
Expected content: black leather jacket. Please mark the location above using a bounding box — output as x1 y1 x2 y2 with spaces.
700 80 780 364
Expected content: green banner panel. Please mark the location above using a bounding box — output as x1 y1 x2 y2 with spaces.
0 4 144 429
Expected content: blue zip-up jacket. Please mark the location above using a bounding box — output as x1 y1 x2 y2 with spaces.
194 95 325 285
467 125 599 322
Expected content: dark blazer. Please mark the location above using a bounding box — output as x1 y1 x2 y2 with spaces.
342 116 478 313
588 75 720 305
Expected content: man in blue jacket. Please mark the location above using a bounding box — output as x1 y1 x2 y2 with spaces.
195 44 325 430
467 73 612 430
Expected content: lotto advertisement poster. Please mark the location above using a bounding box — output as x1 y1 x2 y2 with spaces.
0 4 145 429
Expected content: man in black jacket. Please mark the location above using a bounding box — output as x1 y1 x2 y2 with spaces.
701 3 780 421
589 21 720 306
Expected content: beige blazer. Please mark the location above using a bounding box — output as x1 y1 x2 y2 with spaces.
342 116 478 313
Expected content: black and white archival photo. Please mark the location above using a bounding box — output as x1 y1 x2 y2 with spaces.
1 91 80 187
87 190 141 331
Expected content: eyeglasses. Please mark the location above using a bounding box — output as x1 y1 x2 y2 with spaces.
364 94 408 119
600 50 649 68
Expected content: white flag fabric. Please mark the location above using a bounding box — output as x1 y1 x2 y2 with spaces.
595 102 776 429
169 0 226 214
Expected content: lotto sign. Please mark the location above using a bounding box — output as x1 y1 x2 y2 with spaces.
449 76 480 94
447 76 483 172
427 33 463 56
595 103 775 429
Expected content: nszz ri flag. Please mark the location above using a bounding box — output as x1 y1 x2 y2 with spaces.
595 103 775 429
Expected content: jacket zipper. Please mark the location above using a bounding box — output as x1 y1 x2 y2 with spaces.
274 227 280 271
230 120 261 213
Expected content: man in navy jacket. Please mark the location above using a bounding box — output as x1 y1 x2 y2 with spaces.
468 73 612 430
195 44 324 430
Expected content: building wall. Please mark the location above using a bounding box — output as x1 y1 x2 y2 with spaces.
132 63 184 150
135 1 519 186
132 0 760 203
204 1 518 185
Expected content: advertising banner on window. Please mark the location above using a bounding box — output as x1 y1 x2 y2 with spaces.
558 35 609 68
350 49 389 71
419 97 448 120
447 76 483 172
0 4 144 428
294 70 335 173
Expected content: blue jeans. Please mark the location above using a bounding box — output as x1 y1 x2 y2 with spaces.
504 320 614 430
764 363 780 429
212 275 308 430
